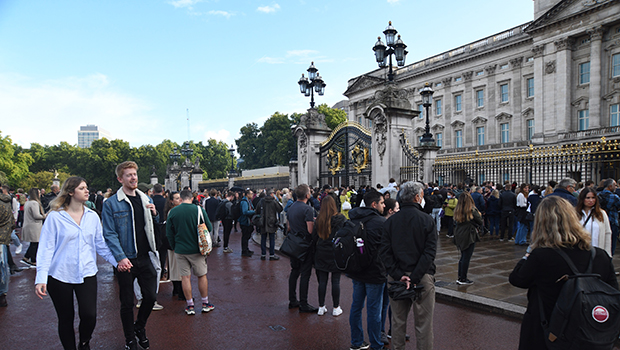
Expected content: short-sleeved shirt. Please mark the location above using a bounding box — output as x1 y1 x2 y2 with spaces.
287 201 314 236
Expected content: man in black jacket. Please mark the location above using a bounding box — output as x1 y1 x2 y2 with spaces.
204 189 221 247
255 189 282 260
499 182 517 242
381 181 436 350
347 190 386 350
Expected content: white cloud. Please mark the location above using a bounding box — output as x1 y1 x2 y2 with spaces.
0 73 159 148
168 0 202 9
204 129 232 145
257 4 280 13
208 10 233 18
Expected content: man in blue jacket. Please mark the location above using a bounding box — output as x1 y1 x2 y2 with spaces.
102 161 159 350
545 178 577 206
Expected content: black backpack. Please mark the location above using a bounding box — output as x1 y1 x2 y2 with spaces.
230 200 242 221
215 200 229 221
538 248 620 350
333 217 373 273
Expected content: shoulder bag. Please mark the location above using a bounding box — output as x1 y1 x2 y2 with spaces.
197 206 212 256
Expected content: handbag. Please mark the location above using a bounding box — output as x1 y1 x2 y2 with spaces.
387 281 424 300
197 206 212 256
279 231 311 261
524 203 535 222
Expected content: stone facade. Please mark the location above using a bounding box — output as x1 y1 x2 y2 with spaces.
344 0 620 172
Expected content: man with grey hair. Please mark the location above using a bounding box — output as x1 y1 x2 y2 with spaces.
545 178 577 206
381 181 437 350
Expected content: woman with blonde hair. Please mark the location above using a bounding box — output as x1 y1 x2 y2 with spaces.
313 195 346 316
576 187 612 256
35 177 117 350
453 192 483 285
509 196 618 349
22 188 46 266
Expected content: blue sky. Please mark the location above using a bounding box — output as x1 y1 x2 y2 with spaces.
0 0 533 149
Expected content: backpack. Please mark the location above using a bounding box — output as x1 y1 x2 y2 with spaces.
538 248 620 350
332 217 373 273
230 200 242 221
215 200 229 221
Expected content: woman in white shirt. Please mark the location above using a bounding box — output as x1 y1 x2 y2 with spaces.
576 187 612 256
35 177 117 350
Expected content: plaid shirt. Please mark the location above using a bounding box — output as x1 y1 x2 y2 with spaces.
599 189 620 227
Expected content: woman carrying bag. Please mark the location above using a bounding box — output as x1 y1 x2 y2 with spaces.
453 192 482 286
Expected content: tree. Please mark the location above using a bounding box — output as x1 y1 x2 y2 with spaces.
194 139 233 179
21 170 72 192
236 123 263 170
0 132 34 187
260 112 296 166
317 103 348 130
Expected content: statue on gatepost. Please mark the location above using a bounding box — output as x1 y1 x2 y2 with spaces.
292 107 331 187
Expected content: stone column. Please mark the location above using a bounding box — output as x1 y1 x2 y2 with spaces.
442 77 453 148
485 64 498 143
554 38 573 133
532 44 546 141
509 57 523 142
293 108 331 187
588 27 604 129
463 71 474 146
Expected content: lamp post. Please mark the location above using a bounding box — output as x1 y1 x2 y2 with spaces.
373 21 408 82
180 141 193 159
298 62 326 108
169 147 181 163
419 82 435 145
228 144 237 178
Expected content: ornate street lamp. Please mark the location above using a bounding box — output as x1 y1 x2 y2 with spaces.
298 62 326 108
373 21 408 82
180 141 193 159
419 82 435 144
169 147 181 163
228 144 238 178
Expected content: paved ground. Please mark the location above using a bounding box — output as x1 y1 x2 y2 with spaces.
2 224 619 350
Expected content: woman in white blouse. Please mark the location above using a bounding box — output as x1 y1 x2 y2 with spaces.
35 177 117 350
576 187 612 256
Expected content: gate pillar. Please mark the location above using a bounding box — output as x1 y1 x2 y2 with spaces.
365 84 419 186
415 144 441 183
293 107 331 187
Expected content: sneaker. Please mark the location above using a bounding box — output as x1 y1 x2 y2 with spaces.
317 305 327 316
185 305 195 315
499 239 504 242
260 255 266 260
21 257 34 266
456 279 474 285
124 340 137 350
152 302 163 311
508 238 515 242
350 342 370 350
223 247 233 253
269 255 280 261
134 328 149 349
332 306 343 317
136 300 141 308
201 302 215 313
381 331 389 345
15 243 22 255
446 234 454 238
299 304 318 313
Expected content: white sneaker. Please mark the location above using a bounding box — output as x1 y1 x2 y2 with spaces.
152 301 164 311
317 306 327 316
333 306 343 317
15 244 22 255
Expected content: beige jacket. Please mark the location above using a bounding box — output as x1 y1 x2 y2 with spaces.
22 200 46 242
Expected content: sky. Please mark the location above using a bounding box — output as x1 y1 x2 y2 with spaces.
0 0 534 149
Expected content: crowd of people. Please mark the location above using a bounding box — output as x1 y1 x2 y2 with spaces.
1 167 619 349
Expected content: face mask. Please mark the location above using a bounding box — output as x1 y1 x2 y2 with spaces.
420 197 426 208
447 195 452 199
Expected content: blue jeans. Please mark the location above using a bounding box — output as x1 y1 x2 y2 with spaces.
350 279 384 350
515 221 530 245
488 216 500 236
11 230 20 247
260 232 275 256
0 245 8 295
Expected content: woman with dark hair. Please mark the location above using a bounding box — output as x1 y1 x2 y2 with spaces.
35 177 117 350
514 183 530 246
22 187 46 266
443 190 458 238
576 187 612 256
382 198 399 219
453 192 482 285
313 195 346 317
509 196 618 349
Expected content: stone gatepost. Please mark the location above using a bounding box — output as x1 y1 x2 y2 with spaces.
364 84 419 186
293 108 331 187
150 166 158 185
191 158 203 192
415 144 441 184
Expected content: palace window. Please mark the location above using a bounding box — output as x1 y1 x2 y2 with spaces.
613 54 620 77
436 133 443 148
527 119 535 140
436 99 442 116
526 57 534 62
477 126 485 146
456 130 463 148
368 119 373 129
578 109 589 131
500 84 509 103
500 63 509 70
501 123 510 143
418 104 424 119
455 77 462 82
455 94 462 112
476 89 484 107
476 70 484 76
527 78 534 97
579 62 590 84
436 82 442 88
611 104 620 127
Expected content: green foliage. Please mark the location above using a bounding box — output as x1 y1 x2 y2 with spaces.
21 171 72 192
236 123 263 170
0 132 34 187
317 103 348 130
235 112 296 170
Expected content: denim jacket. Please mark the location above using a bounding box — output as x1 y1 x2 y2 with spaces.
102 188 158 262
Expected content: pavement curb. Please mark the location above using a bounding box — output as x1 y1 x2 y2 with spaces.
435 286 525 320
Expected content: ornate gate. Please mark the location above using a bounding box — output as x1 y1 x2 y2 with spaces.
319 121 372 188
399 131 420 183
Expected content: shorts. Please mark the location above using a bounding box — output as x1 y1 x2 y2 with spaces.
176 253 208 277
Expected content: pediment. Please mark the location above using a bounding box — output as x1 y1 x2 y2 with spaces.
522 107 534 118
343 75 385 97
571 96 588 108
495 112 513 121
472 116 488 125
451 120 465 128
526 0 613 33
431 123 445 131
414 127 425 134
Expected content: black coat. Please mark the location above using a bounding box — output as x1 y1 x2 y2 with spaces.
380 202 437 284
314 214 346 273
509 246 618 350
255 196 283 234
498 190 517 212
346 207 387 284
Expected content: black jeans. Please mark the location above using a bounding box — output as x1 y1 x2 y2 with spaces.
48 275 98 350
222 219 233 248
240 224 253 253
116 255 157 343
500 211 515 240
458 243 475 281
445 216 454 236
24 242 38 262
315 270 341 307
289 255 313 305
